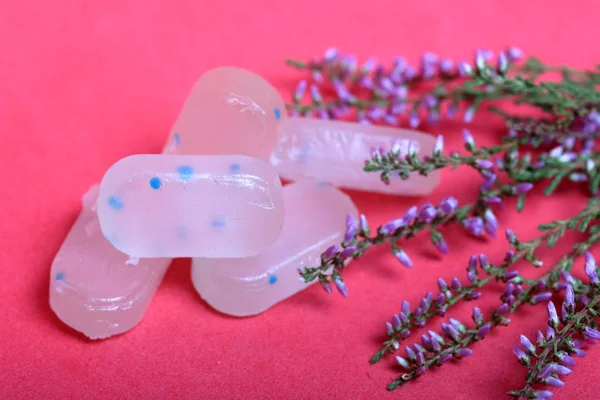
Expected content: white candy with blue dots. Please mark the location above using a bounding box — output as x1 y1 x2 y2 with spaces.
97 154 285 258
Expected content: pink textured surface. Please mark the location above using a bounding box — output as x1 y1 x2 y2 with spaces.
0 1 598 399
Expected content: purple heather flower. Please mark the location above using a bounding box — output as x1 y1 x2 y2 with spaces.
497 52 508 73
323 47 339 62
467 270 477 284
359 214 369 235
586 159 595 172
405 346 417 361
414 366 426 377
497 303 509 315
483 209 498 238
502 271 519 282
317 109 330 120
309 84 322 103
418 203 437 224
380 218 404 235
383 114 398 125
332 79 354 103
535 330 544 345
403 206 418 224
505 229 517 244
386 321 394 335
401 300 410 317
565 285 575 312
449 318 466 333
477 48 494 61
583 326 600 340
394 249 413 268
464 217 485 236
434 237 449 255
533 390 554 399
512 345 529 363
545 377 564 388
334 278 348 297
323 244 339 259
513 182 534 195
421 52 438 65
344 215 357 242
439 196 459 215
457 61 472 77
404 66 417 81
359 75 374 89
558 152 577 163
311 70 324 83
455 348 473 358
547 301 559 327
520 334 536 355
442 323 460 342
394 85 408 99
408 110 420 128
421 334 432 351
557 352 576 367
450 277 461 291
462 128 476 150
539 364 553 380
531 292 552 304
464 106 476 123
392 314 402 330
367 106 386 121
570 172 588 182
504 251 515 263
546 326 555 340
466 291 482 300
476 159 494 169
395 355 410 369
506 46 524 62
439 59 453 74
379 77 395 93
432 135 444 156
468 254 478 271
481 173 497 191
294 80 307 102
321 282 333 294
437 277 448 292
572 339 585 349
399 311 410 325
338 246 356 261
476 323 492 339
552 364 573 376
390 102 407 115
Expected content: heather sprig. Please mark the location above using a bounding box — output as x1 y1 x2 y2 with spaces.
508 253 600 399
371 201 600 370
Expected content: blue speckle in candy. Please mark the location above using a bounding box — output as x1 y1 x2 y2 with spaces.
173 133 181 145
268 274 277 285
229 163 241 174
55 272 65 280
274 108 281 120
108 195 124 210
211 216 226 228
177 165 194 181
149 177 162 190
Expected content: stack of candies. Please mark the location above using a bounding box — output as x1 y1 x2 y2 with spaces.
50 67 440 339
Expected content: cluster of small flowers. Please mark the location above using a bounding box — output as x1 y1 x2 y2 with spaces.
509 253 600 399
291 47 524 126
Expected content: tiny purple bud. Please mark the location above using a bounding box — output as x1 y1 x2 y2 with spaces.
334 278 348 297
535 330 544 345
293 80 307 102
442 323 460 342
497 303 509 315
497 52 508 73
386 321 394 335
451 277 462 291
464 106 476 123
399 311 410 325
506 46 524 62
414 366 426 377
504 251 515 263
505 229 517 244
394 249 413 268
439 196 459 215
533 390 554 399
415 351 426 367
455 348 473 358
531 292 552 304
437 277 448 292
562 270 576 285
392 314 402 330
539 364 553 380
546 326 555 340
468 255 478 271
409 110 420 128
405 346 417 361
545 377 564 388
433 135 444 156
338 246 356 261
476 159 494 169
476 323 492 339
323 47 338 62
395 355 410 369
439 59 453 74
512 345 528 362
547 301 559 327
434 237 449 255
556 352 575 367
552 364 572 376
321 282 333 294
311 70 324 83
323 245 339 259
466 291 481 300
462 129 476 150
520 334 536 355
582 326 600 340
457 61 472 77
467 270 477 284
380 218 405 235
514 183 533 195
418 203 437 224
435 293 446 306
472 307 483 325
481 173 497 191
421 334 432 351
309 84 322 103
503 271 519 282
565 285 575 312
585 252 598 283
403 206 418 225
464 217 485 237
475 51 486 71
401 301 410 317
359 214 369 235
479 254 490 270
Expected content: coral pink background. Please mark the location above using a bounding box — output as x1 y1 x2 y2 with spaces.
1 1 598 399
